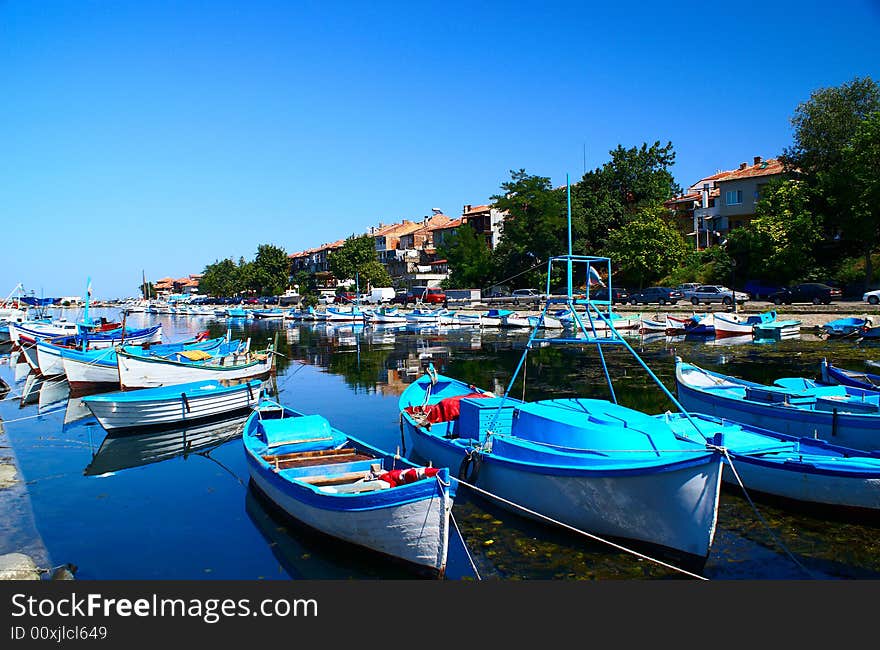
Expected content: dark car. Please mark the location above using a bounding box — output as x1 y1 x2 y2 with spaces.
391 287 430 306
590 286 630 304
629 286 684 305
768 283 842 305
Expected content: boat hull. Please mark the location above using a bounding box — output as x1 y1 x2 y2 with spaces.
117 350 273 390
402 418 721 564
83 380 262 430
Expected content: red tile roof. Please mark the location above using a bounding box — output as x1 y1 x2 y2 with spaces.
717 158 784 181
463 204 490 215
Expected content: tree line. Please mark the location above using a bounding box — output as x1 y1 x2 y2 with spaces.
439 76 880 293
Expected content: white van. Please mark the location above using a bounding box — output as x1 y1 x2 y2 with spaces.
369 287 396 304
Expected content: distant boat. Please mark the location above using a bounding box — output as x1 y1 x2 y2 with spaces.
712 311 777 338
364 306 406 324
752 319 802 340
243 398 456 577
684 313 715 336
83 379 263 432
252 308 285 320
479 309 513 327
819 358 880 392
821 317 871 338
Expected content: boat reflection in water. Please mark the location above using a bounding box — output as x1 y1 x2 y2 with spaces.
84 412 249 476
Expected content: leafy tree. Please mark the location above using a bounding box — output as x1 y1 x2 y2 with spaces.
840 111 880 285
491 170 567 289
139 282 156 299
733 179 823 284
251 244 290 296
601 204 689 288
199 258 241 297
572 141 680 251
438 222 494 289
329 235 389 290
781 76 880 264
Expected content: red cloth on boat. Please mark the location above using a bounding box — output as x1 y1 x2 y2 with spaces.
405 392 490 424
379 467 440 487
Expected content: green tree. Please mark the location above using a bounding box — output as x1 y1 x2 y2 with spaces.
572 141 681 251
602 205 689 288
731 179 823 284
199 258 240 297
840 111 880 285
139 282 156 299
781 76 880 266
438 222 494 289
328 235 389 289
251 244 290 296
491 170 567 289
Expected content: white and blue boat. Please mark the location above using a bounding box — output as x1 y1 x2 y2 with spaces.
684 313 715 336
712 310 776 338
83 379 263 431
479 309 513 327
675 360 880 452
61 335 244 391
752 318 802 340
243 398 456 577
821 317 871 338
400 207 724 572
659 411 880 518
819 358 880 392
35 324 164 377
364 306 406 324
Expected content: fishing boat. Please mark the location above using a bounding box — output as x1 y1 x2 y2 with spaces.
62 334 237 392
479 309 513 327
252 308 285 320
712 311 777 338
821 317 871 338
82 379 263 431
226 306 250 318
684 313 715 336
400 203 724 572
324 305 368 322
364 306 407 324
819 359 880 391
665 314 691 335
660 411 880 519
452 313 482 327
555 308 640 332
639 315 668 333
752 318 802 340
860 325 880 340
405 308 456 325
35 325 164 377
84 412 249 476
674 359 880 452
243 398 456 577
116 340 274 390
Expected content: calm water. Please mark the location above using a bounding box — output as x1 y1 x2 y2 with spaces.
2 308 880 580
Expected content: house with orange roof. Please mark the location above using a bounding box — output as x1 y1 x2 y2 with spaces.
666 156 785 249
461 203 505 249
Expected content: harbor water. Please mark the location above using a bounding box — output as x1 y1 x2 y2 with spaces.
2 308 879 580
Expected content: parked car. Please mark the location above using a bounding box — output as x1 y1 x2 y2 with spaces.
629 287 684 305
863 289 880 306
391 286 446 305
590 286 630 304
743 279 785 300
511 288 542 304
335 291 357 304
675 283 701 298
687 285 750 306
768 283 842 305
485 285 511 298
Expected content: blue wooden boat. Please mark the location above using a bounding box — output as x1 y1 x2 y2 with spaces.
859 325 880 340
752 319 802 340
819 358 880 391
660 411 880 519
821 317 872 338
226 306 249 318
712 311 776 338
400 244 724 570
675 359 880 452
243 398 456 576
83 379 263 431
684 313 715 336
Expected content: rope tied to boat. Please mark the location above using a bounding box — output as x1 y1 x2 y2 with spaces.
453 476 709 580
714 447 815 579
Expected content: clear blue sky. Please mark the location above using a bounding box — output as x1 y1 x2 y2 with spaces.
2 1 878 298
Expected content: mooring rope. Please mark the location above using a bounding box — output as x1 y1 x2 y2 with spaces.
716 447 814 578
449 511 481 581
453 476 709 580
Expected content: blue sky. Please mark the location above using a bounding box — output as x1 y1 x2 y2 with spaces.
2 1 878 298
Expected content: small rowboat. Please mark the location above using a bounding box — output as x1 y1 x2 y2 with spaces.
243 399 455 577
821 317 871 338
83 379 263 431
712 311 776 338
819 359 880 391
752 319 802 340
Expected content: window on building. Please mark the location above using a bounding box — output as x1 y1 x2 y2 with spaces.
725 190 743 206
